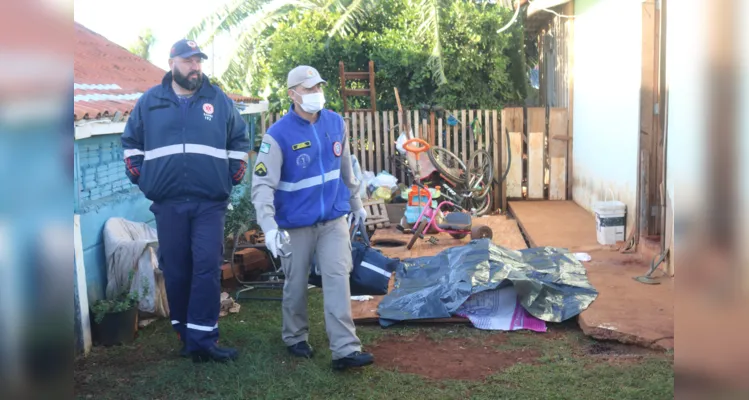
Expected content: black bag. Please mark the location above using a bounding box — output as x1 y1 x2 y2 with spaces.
308 219 400 296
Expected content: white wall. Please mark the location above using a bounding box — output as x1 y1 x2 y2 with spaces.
572 0 642 238
741 0 749 285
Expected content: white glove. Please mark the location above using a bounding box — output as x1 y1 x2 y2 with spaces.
348 208 367 227
264 229 280 258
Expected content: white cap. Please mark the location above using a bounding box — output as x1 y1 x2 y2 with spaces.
287 65 327 89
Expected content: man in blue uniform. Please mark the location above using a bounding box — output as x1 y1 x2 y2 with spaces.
121 39 250 363
251 65 373 371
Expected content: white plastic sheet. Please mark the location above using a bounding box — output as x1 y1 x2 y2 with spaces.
103 217 169 318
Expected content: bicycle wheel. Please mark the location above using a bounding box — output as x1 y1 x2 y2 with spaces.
466 149 494 199
427 146 467 184
464 193 492 217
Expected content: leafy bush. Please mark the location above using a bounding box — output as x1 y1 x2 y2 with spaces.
208 0 530 113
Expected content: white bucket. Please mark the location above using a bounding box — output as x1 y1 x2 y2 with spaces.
593 189 626 245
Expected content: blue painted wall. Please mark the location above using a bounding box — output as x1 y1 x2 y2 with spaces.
74 134 156 303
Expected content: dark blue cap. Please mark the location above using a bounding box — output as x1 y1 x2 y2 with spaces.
169 39 208 59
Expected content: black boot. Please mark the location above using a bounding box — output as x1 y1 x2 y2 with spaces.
179 343 189 358
331 351 374 371
287 341 314 358
191 346 239 363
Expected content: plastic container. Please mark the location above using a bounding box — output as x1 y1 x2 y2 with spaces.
405 185 430 224
593 189 626 245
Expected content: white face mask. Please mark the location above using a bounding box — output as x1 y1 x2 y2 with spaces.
294 90 325 113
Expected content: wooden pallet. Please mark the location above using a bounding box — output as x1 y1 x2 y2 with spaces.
363 198 391 229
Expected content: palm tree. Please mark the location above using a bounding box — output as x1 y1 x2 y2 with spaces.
186 0 446 91
128 28 156 62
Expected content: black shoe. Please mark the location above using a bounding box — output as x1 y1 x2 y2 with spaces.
179 344 189 358
287 341 314 358
191 346 239 363
331 351 374 371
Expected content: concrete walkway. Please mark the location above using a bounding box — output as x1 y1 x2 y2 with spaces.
509 201 674 350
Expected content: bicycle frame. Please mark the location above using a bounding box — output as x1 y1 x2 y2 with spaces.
410 185 470 236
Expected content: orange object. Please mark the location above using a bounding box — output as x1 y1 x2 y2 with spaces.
402 138 430 160
408 185 430 206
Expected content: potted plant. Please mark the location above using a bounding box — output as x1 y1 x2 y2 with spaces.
90 271 148 346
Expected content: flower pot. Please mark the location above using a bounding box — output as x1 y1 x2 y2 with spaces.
90 307 138 347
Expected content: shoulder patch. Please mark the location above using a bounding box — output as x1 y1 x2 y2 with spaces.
259 142 271 154
254 162 268 177
292 141 312 151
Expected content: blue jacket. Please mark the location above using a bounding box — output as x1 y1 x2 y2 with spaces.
121 72 250 203
265 107 351 229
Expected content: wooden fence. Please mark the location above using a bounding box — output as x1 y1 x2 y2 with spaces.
260 107 570 212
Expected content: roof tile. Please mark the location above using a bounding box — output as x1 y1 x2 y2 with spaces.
74 22 262 121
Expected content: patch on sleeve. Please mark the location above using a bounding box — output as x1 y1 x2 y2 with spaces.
259 142 271 154
292 141 312 151
254 162 268 177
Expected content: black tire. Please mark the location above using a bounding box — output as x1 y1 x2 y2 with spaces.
471 225 493 240
427 146 467 184
467 149 494 199
450 233 468 239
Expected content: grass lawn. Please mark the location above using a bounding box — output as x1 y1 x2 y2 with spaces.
75 289 674 400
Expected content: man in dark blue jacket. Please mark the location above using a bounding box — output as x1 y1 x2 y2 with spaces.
121 39 250 363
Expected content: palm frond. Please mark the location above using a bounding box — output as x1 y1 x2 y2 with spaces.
327 0 369 38
416 0 446 85
187 0 266 45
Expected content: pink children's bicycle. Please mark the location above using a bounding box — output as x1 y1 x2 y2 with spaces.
398 138 493 250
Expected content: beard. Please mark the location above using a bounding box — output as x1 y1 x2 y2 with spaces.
173 68 202 91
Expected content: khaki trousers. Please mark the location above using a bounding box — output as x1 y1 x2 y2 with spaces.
280 216 362 360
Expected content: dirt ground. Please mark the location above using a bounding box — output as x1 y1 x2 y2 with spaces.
368 333 540 381
366 322 667 382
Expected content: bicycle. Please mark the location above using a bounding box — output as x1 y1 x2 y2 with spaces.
396 138 494 249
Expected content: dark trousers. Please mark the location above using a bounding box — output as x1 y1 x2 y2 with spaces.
151 200 227 352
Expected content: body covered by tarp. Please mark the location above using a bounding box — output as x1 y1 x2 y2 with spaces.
376 239 598 327
103 217 169 318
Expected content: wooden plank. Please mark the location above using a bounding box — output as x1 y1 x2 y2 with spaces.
527 107 546 199
467 109 475 160
344 89 371 96
492 109 501 212
351 112 358 167
461 109 467 161
502 108 524 200
507 130 523 198
383 112 391 176
508 201 600 251
375 112 382 173
359 112 367 172
437 116 443 149
398 110 406 182
429 111 436 145
549 108 568 200
345 71 369 79
452 109 459 164
483 109 490 168
351 215 528 323
367 112 374 173
528 131 545 199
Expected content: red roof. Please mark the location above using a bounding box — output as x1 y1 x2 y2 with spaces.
74 22 261 121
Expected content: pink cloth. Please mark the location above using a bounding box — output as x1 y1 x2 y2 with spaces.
454 286 547 332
